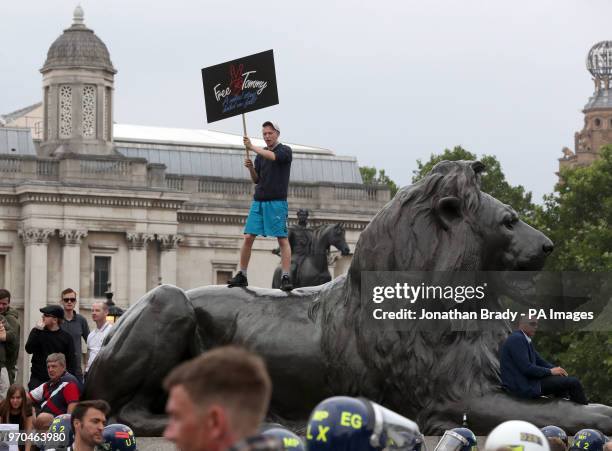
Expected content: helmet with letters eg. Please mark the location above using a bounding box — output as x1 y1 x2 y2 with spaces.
305 396 425 451
435 428 478 451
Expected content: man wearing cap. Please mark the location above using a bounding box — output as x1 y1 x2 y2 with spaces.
227 121 294 291
25 305 77 390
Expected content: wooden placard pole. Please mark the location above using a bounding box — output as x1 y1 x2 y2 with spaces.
242 113 249 159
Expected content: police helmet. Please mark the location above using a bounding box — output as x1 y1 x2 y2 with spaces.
261 427 305 450
541 426 569 446
569 429 605 451
591 431 609 444
435 428 477 451
100 424 137 451
45 413 74 450
484 420 550 451
305 396 424 451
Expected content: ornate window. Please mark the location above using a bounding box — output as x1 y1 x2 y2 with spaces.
594 118 602 128
82 85 96 138
44 87 50 140
104 87 111 140
59 85 72 138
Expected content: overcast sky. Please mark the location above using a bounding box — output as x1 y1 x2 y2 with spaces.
2 0 610 203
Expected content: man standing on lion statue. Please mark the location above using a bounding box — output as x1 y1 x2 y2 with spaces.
84 160 612 436
227 121 294 292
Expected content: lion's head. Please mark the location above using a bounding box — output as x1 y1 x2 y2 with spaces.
347 160 553 283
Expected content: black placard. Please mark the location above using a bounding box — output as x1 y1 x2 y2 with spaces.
201 50 279 123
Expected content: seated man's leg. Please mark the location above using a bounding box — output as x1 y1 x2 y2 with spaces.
541 376 588 405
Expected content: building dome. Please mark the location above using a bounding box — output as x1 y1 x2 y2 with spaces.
41 6 116 74
586 40 612 79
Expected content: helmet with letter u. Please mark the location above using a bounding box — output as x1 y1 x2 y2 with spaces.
45 413 74 450
435 428 477 451
541 426 568 447
569 429 605 451
484 420 550 451
305 396 424 451
260 426 305 450
100 424 137 451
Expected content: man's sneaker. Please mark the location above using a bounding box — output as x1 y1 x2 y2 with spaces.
280 275 293 292
227 272 248 288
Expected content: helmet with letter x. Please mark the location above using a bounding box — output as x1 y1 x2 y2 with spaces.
305 396 424 451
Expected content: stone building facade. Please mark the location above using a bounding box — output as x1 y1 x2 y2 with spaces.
0 7 390 384
559 41 612 172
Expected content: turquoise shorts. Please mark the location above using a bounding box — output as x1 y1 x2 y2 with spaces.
244 200 288 237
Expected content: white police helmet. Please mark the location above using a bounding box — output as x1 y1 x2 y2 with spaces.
484 421 550 451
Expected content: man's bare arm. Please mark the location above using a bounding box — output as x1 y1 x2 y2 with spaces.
244 158 259 183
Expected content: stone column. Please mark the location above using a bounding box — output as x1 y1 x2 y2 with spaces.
59 230 87 310
126 233 152 305
18 228 54 386
158 234 183 286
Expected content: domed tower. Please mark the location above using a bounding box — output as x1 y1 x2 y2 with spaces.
40 6 117 156
560 41 612 171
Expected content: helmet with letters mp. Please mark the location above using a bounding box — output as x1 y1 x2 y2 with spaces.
484 420 550 451
569 429 605 451
305 396 424 451
45 413 74 450
260 426 305 451
435 428 477 451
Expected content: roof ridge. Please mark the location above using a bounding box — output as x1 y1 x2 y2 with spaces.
1 102 43 123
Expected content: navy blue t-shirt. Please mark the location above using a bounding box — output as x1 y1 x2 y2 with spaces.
254 143 292 201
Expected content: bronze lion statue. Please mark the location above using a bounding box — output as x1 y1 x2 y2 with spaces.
84 160 612 435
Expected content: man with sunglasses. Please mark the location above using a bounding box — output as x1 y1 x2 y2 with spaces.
59 288 90 383
500 316 588 404
25 305 77 390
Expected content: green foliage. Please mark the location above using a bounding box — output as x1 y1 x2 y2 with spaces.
359 166 398 197
533 146 612 405
534 146 612 272
412 146 537 220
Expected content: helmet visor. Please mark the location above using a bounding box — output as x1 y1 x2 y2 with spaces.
370 402 424 450
434 431 471 451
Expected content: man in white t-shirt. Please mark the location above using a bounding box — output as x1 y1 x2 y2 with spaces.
85 302 112 377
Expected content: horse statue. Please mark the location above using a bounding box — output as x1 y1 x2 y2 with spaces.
85 160 612 436
272 223 351 288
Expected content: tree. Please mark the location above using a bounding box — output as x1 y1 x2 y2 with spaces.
535 145 612 272
412 146 537 220
359 166 398 197
533 146 612 405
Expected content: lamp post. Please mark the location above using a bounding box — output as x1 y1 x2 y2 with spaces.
104 282 124 324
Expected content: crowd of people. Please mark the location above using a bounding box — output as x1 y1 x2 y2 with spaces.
0 284 610 451
0 288 116 450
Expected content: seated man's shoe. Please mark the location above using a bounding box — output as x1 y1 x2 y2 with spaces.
227 272 248 288
280 275 293 292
